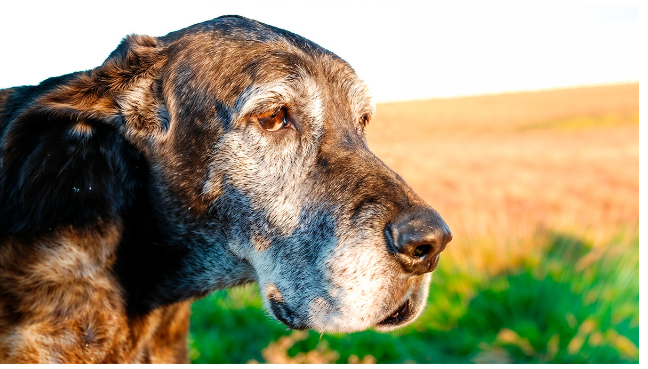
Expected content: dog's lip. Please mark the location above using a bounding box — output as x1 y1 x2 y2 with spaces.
375 297 414 327
269 300 309 330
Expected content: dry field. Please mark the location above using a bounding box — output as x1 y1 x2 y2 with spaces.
367 83 638 273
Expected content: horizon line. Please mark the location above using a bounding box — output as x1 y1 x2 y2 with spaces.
373 81 639 104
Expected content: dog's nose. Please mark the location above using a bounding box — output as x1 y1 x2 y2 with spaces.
385 206 452 275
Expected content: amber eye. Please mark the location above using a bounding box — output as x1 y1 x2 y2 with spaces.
358 115 369 130
256 107 291 132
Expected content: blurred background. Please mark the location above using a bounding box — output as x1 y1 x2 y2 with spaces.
1 1 639 363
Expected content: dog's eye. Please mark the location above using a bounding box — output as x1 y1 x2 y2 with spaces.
358 115 369 130
256 107 291 132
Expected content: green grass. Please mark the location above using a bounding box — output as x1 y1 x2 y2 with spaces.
188 228 638 363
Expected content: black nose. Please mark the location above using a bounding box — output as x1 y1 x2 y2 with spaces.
385 205 452 275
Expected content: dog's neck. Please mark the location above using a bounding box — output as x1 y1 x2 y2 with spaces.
113 179 256 315
105 150 257 316
0 81 254 315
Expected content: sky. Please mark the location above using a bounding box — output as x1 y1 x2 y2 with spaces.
0 1 639 102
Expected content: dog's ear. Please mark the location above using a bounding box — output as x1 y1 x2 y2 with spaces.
29 34 166 136
0 35 165 236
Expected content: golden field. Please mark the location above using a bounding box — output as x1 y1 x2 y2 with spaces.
367 83 638 274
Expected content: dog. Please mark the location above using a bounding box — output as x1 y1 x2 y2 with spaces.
0 15 452 363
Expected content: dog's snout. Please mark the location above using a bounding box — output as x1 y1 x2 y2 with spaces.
385 206 452 275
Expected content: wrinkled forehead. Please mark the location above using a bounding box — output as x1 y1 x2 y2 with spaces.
161 22 374 119
233 70 375 125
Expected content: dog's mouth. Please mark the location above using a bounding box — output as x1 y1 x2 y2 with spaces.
375 298 415 328
374 274 432 331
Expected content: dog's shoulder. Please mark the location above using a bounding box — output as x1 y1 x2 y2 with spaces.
0 220 191 362
0 223 129 362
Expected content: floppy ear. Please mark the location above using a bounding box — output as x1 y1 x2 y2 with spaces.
31 34 167 135
0 35 166 236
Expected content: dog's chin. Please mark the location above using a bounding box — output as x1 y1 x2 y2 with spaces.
267 274 431 333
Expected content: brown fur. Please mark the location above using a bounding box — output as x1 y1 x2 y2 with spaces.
0 222 189 363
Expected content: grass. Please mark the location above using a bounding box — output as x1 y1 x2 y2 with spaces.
188 83 639 363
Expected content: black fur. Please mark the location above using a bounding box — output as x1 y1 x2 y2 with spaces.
0 79 143 239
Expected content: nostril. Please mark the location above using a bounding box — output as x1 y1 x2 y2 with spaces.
387 205 451 274
412 244 432 258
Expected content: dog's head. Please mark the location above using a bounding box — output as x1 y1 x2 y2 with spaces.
19 16 451 332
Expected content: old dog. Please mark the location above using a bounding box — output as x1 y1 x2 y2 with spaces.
0 16 452 363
